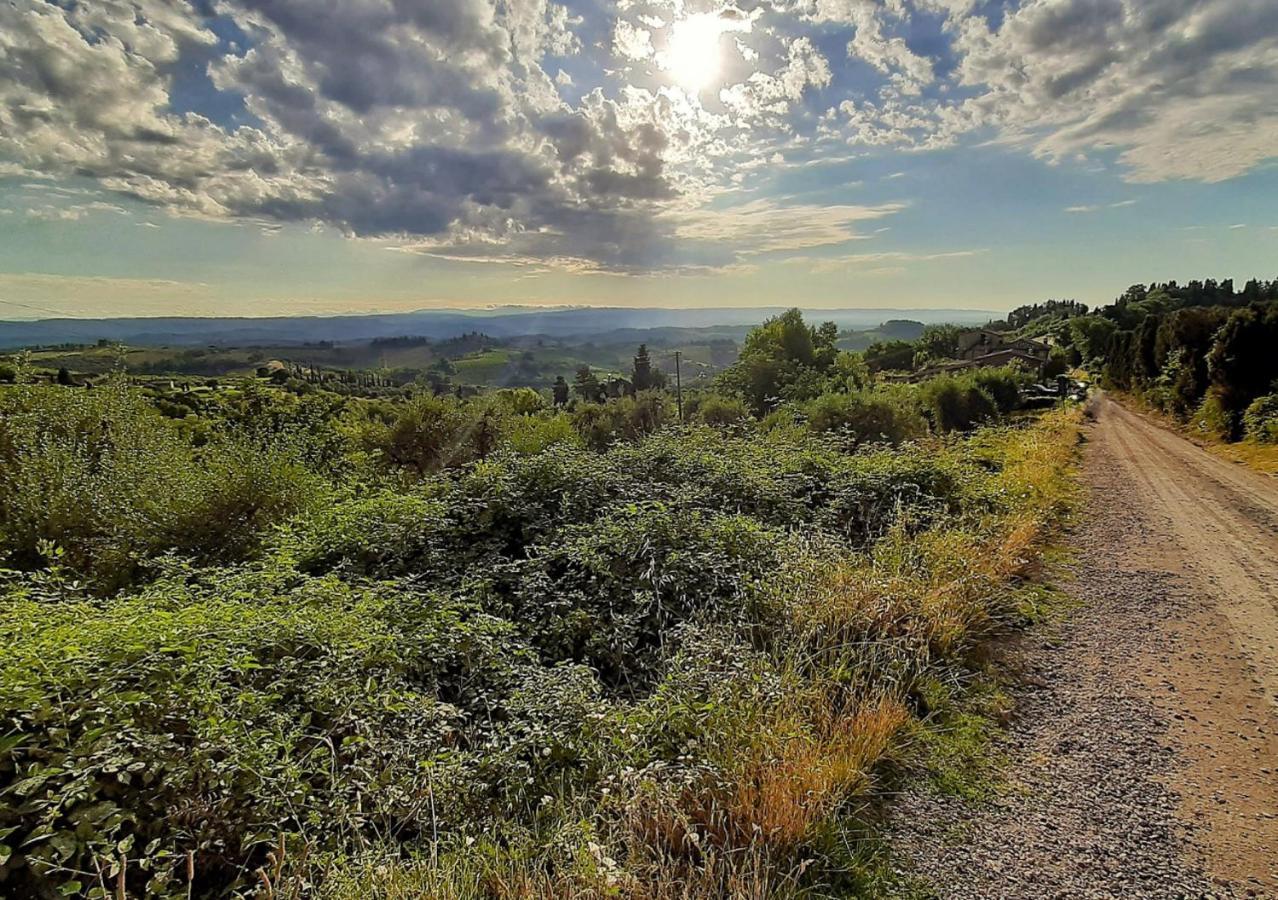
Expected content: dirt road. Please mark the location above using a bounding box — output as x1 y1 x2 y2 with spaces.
891 396 1278 898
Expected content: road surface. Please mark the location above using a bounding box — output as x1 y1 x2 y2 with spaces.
891 395 1278 898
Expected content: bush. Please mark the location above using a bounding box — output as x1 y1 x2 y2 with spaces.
489 387 547 416
0 569 528 897
569 393 668 450
919 376 999 432
1243 393 1278 443
353 394 499 472
504 412 581 454
272 490 451 578
0 371 1087 898
968 368 1024 415
800 390 925 445
692 394 750 427
507 504 780 691
1191 389 1234 441
0 384 323 590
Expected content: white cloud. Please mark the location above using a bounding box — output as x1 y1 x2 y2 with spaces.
789 247 986 273
949 0 1278 182
674 198 906 254
1064 199 1138 213
613 20 654 61
720 37 831 123
3 0 1276 275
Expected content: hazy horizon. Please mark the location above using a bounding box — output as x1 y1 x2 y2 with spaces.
0 302 1004 323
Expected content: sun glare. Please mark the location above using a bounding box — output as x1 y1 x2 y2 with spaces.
664 13 731 92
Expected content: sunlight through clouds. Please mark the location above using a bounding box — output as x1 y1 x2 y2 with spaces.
1 0 1276 282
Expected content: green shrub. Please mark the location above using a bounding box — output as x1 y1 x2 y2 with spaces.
490 387 547 416
504 412 581 454
1191 389 1235 440
569 393 668 450
1243 393 1278 443
800 390 925 445
967 368 1024 415
919 376 999 432
507 504 779 691
0 568 527 896
0 384 323 590
692 394 750 427
351 393 504 473
272 490 451 578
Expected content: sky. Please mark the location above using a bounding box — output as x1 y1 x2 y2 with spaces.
0 0 1276 319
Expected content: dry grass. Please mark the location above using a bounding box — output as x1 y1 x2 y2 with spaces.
1208 440 1278 476
313 407 1086 900
724 697 909 849
1113 390 1278 477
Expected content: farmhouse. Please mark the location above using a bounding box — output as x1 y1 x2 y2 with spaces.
903 331 1051 382
956 329 1051 362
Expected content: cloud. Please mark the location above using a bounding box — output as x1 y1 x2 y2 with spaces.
614 20 654 61
1064 199 1137 213
674 199 906 254
0 272 216 319
789 247 987 273
719 36 832 123
949 0 1278 182
3 0 1276 275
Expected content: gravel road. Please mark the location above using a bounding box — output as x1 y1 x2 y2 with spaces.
888 396 1278 899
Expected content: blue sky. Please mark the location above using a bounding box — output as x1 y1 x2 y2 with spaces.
0 0 1276 318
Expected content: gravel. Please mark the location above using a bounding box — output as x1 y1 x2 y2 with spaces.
886 410 1262 899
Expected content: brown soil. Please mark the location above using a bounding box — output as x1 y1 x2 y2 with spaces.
890 395 1278 898
1100 397 1278 892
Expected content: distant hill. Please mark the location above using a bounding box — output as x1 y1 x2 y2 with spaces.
0 306 997 350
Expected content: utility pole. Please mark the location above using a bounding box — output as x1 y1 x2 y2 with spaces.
674 350 683 424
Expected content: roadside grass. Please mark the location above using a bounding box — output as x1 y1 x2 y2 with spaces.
316 405 1087 898
1111 390 1278 477
1208 440 1278 476
905 673 1012 803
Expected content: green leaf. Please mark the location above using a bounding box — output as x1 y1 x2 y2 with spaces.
48 830 77 861
58 880 82 896
0 843 12 866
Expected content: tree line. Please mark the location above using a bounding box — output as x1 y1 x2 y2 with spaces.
1004 278 1278 442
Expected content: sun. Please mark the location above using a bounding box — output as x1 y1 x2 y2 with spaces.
663 13 732 92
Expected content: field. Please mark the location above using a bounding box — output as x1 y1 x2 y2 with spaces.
12 320 922 394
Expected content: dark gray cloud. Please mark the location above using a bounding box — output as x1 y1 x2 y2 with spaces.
4 0 1273 273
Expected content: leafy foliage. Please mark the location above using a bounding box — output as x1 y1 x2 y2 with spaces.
0 339 1083 898
1243 394 1278 444
0 382 323 591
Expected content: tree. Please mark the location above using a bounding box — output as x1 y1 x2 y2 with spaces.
1068 316 1116 364
917 324 961 361
631 344 654 391
1132 315 1160 384
1154 307 1230 416
56 367 73 386
1208 304 1278 437
864 340 915 373
573 366 600 402
552 375 570 406
716 309 841 414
